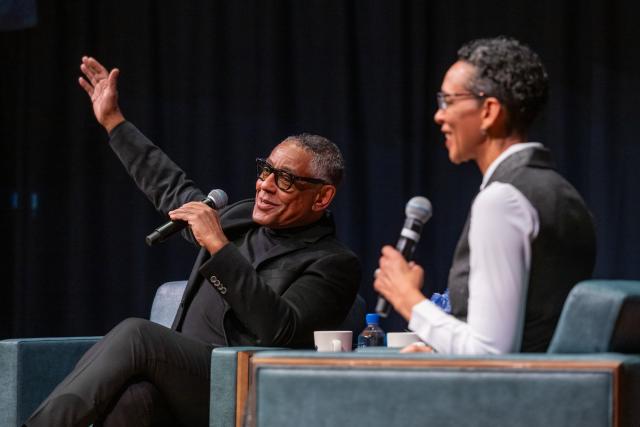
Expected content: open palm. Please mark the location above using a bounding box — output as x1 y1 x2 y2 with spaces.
78 56 124 132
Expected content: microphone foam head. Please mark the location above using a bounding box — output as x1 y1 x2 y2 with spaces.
406 196 432 224
207 189 229 209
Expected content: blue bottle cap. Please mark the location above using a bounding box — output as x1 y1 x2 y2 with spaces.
366 313 380 324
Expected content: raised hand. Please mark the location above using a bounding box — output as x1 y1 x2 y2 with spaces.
78 56 125 133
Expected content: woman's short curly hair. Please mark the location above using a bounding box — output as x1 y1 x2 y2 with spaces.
458 36 549 134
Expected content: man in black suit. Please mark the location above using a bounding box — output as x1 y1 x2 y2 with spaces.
24 57 360 427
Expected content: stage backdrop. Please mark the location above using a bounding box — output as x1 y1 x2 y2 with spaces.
1 0 638 338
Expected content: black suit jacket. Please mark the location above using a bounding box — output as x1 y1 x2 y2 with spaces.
109 121 361 348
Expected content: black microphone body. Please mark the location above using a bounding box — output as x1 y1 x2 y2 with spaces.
145 189 228 246
376 196 432 317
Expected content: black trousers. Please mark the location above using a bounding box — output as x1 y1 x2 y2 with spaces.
24 318 215 427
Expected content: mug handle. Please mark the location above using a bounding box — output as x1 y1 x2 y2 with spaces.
331 339 342 352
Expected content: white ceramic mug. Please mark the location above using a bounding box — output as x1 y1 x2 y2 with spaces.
386 332 422 348
313 330 353 352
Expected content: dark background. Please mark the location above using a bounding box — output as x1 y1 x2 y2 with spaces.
1 0 638 339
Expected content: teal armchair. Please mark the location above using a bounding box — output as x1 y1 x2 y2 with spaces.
0 280 366 427
245 280 640 427
0 280 186 427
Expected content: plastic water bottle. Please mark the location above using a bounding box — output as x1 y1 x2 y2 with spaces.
357 313 386 348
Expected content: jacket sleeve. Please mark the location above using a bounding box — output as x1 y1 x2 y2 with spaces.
198 243 361 347
108 121 206 215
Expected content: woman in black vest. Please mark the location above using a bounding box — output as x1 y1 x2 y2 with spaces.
374 37 596 354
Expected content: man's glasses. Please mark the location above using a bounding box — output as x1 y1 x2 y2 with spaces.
256 158 326 191
436 91 486 110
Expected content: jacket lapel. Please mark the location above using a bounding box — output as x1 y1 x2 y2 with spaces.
251 239 306 269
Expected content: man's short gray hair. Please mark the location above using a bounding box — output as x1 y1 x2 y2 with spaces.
284 133 345 186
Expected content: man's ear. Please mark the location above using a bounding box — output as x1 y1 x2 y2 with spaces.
312 185 337 212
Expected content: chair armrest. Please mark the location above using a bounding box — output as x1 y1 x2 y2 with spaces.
247 351 640 427
0 337 100 427
210 347 288 427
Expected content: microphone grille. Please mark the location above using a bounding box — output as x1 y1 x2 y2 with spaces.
207 189 229 209
406 196 432 224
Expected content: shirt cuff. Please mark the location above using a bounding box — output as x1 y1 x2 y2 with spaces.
408 299 456 349
410 299 451 327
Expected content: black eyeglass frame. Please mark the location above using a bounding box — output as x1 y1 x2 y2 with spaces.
436 91 487 110
255 158 327 191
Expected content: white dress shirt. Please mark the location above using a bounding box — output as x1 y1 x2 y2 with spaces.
408 143 542 354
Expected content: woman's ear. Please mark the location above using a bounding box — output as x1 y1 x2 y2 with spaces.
480 97 506 135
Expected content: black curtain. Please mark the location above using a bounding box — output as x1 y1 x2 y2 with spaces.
1 0 638 338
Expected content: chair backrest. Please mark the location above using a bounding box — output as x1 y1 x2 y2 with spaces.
149 281 187 327
547 280 640 353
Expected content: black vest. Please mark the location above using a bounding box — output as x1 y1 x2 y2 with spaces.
447 147 596 352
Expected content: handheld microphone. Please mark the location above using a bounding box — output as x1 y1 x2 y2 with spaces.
375 196 433 317
145 189 228 246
